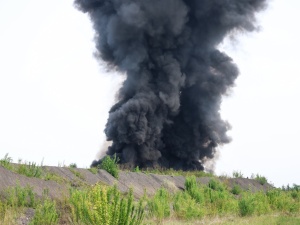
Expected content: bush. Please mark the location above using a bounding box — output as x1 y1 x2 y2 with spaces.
98 155 119 179
70 184 144 225
232 171 244 178
29 198 59 225
173 192 204 220
0 153 13 170
231 185 242 195
16 162 43 178
148 188 171 221
252 174 268 185
184 176 204 204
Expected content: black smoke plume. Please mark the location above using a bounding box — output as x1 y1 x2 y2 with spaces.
75 0 267 170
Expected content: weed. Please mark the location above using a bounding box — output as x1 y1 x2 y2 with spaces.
69 167 85 180
6 184 36 208
0 153 13 170
232 171 244 178
252 174 268 185
69 184 144 225
231 185 242 195
88 167 98 174
29 198 59 225
148 188 171 221
98 155 119 179
69 163 77 168
16 161 43 178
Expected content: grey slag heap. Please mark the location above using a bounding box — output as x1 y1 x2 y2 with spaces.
75 0 267 170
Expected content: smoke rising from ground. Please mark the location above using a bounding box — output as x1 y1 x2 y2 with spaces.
75 0 267 170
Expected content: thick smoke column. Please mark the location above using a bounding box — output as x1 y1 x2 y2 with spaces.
75 0 267 170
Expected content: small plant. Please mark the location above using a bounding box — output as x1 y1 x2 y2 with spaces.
88 167 98 174
98 155 119 178
252 174 268 185
6 184 36 208
69 163 77 168
134 166 140 173
231 184 242 195
17 161 43 178
0 153 13 170
69 167 85 180
232 171 244 178
148 188 171 221
69 184 144 225
29 198 59 225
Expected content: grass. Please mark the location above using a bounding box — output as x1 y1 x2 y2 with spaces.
1 155 300 224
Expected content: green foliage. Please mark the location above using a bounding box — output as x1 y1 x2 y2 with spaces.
0 153 13 170
143 167 214 178
173 191 204 220
69 167 85 180
133 166 140 173
69 184 144 225
238 192 270 216
29 198 59 225
69 163 77 168
88 167 98 174
252 174 268 185
148 188 171 221
98 155 119 179
184 176 204 204
6 184 36 208
16 161 43 178
231 184 242 195
208 178 226 192
232 171 244 178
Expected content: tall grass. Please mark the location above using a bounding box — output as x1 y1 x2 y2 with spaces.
69 184 144 225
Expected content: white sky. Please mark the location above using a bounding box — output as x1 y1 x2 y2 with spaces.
0 0 299 187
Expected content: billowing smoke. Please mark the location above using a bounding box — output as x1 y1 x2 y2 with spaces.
75 0 267 170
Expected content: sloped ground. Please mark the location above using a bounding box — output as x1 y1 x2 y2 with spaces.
0 165 273 200
0 165 274 224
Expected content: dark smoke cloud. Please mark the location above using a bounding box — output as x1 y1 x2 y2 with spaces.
75 0 267 170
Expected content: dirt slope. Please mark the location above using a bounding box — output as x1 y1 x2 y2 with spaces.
0 165 273 200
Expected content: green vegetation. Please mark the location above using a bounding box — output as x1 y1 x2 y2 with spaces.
16 161 43 178
29 198 59 225
0 153 13 170
69 184 145 225
232 170 244 178
252 173 268 185
1 155 300 224
98 155 120 178
141 167 214 178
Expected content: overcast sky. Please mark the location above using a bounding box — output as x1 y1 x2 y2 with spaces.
0 0 299 187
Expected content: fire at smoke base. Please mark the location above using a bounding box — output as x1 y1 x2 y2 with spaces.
75 0 267 170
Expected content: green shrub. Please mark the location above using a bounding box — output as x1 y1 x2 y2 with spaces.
98 155 119 179
69 163 77 168
208 178 225 192
70 184 144 225
29 198 59 225
16 162 43 178
231 184 242 195
6 184 36 208
173 191 204 220
88 167 98 174
238 193 256 216
238 192 270 216
0 153 13 170
184 176 204 204
148 188 171 221
252 174 268 185
232 171 244 178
